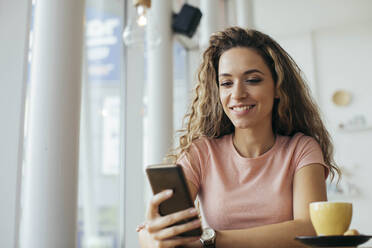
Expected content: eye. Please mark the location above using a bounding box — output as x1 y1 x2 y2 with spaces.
219 81 233 87
245 78 261 84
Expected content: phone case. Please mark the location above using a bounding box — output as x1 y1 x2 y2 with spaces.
146 164 202 237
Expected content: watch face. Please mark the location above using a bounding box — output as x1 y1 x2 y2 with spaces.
201 228 215 240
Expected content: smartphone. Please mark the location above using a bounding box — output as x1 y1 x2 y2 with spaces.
146 163 202 237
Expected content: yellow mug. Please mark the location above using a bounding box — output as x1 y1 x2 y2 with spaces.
309 201 352 236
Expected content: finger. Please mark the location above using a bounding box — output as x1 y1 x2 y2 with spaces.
147 207 199 233
152 218 202 240
147 189 173 219
158 235 201 248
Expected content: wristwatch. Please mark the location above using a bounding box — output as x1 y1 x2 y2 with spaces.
200 227 216 248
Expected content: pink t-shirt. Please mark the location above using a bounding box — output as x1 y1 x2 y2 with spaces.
178 133 328 230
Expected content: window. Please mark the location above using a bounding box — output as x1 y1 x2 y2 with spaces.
78 0 124 247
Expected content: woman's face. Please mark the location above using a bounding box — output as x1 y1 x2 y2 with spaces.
218 47 277 130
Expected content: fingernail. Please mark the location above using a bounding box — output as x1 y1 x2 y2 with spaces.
164 189 173 196
189 208 197 214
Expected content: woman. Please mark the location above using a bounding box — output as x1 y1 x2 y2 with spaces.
138 27 341 248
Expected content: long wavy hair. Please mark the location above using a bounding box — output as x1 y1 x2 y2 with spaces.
168 27 340 181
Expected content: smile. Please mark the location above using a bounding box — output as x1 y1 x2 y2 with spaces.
230 105 256 111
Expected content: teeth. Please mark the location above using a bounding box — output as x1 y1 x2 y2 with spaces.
232 105 254 111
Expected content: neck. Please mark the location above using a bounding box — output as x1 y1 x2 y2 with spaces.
233 124 275 158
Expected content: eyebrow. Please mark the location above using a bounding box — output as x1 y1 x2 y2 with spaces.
218 69 265 78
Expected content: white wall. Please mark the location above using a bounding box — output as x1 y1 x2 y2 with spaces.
0 0 30 247
254 0 372 36
276 32 318 100
253 0 372 245
314 23 372 241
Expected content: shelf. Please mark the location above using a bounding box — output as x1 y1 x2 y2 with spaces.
338 125 372 132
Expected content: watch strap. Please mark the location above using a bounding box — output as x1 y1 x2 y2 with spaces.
202 243 215 248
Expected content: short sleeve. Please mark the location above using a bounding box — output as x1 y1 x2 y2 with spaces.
294 135 329 179
177 143 204 191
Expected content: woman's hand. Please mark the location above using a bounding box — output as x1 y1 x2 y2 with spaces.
138 189 202 248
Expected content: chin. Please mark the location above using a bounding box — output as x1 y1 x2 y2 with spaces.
232 121 254 129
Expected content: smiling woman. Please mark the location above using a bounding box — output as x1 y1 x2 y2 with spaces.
138 27 342 248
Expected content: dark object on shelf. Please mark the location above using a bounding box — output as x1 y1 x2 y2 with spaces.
172 4 202 38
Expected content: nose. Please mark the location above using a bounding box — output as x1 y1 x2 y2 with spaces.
232 82 247 99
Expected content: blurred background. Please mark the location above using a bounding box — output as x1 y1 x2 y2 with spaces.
1 0 372 247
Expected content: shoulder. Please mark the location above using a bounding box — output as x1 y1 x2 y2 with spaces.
276 132 324 162
189 134 232 151
181 135 232 163
280 132 326 169
279 132 320 150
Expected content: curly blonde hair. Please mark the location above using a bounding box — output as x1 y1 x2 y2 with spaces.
168 27 340 181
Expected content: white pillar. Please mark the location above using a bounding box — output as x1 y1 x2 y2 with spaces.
121 4 146 246
22 0 85 247
121 41 146 248
199 0 219 49
236 0 254 29
146 0 173 165
0 0 31 247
